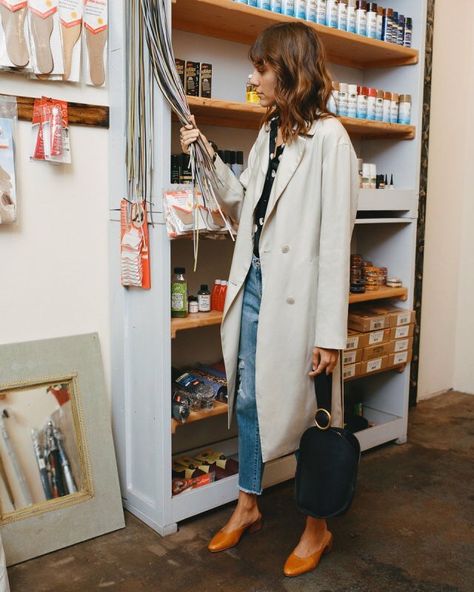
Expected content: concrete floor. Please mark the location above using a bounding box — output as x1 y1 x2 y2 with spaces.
8 391 474 592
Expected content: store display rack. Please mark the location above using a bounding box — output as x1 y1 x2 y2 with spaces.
109 0 428 535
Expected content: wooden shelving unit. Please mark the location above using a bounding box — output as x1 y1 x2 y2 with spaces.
171 400 228 433
172 0 418 68
177 96 415 138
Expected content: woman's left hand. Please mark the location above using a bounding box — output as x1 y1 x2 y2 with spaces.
309 347 339 376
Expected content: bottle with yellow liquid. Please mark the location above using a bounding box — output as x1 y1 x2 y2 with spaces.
246 75 259 104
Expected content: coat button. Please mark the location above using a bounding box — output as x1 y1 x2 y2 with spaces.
286 297 295 305
281 245 290 253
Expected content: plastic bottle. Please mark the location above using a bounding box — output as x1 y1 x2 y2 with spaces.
282 0 295 17
346 0 356 33
347 84 358 118
355 1 367 36
398 94 412 124
403 17 413 48
211 279 221 310
198 284 211 312
366 2 377 38
337 0 347 30
326 0 338 27
356 86 368 119
367 87 377 120
217 281 228 312
338 83 348 117
390 92 399 124
246 75 255 103
375 89 384 121
382 91 391 122
316 0 327 24
376 5 383 40
171 267 188 318
306 0 317 22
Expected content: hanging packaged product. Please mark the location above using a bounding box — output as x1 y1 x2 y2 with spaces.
0 95 18 225
0 0 31 70
30 97 71 164
27 0 64 76
83 0 107 87
58 0 83 82
120 198 151 289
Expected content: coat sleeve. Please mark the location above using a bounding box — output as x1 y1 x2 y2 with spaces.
314 141 359 350
212 130 261 224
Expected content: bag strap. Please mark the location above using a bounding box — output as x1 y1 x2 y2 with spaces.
314 372 332 430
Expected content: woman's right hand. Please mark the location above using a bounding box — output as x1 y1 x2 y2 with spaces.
180 115 215 159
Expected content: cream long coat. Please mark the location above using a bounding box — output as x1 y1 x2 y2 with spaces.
213 115 359 463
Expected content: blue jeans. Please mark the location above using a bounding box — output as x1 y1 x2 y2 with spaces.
236 254 265 495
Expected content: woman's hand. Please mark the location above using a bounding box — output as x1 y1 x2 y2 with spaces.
179 115 215 159
308 347 339 376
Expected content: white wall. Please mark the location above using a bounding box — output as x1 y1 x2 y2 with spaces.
0 75 110 393
418 0 474 398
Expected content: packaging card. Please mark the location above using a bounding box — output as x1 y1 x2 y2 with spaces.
83 0 107 87
120 198 151 290
59 0 82 82
28 0 64 76
0 1 32 70
0 117 17 224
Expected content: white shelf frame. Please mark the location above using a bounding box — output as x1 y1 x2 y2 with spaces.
109 0 428 536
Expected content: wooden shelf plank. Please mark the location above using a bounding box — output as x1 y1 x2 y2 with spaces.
172 0 418 68
170 287 408 338
349 286 408 303
171 310 223 338
344 362 408 382
171 400 228 433
13 95 109 128
178 96 415 139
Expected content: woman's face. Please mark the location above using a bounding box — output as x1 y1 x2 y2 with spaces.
250 63 277 107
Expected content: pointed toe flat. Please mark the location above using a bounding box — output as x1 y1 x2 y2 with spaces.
208 515 263 553
283 530 333 577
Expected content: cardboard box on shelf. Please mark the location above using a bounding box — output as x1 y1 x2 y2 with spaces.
362 342 392 361
368 304 416 327
345 327 391 350
387 337 414 354
389 323 415 340
388 350 413 366
360 355 389 375
343 348 363 365
348 306 391 332
343 362 362 380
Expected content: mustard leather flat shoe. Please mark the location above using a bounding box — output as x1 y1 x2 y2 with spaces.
207 515 263 553
283 530 333 577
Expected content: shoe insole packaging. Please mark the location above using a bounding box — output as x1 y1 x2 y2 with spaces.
0 1 31 70
0 117 17 225
83 0 107 87
58 0 82 82
28 0 64 76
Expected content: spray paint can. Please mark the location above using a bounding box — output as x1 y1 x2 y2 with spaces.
306 0 317 22
328 81 339 114
257 0 271 9
382 8 393 42
390 92 399 124
398 94 412 124
295 0 307 19
271 0 282 12
375 89 384 121
338 82 349 117
391 11 399 44
366 3 377 39
382 91 391 122
355 1 367 36
326 0 338 27
347 0 356 33
403 17 413 47
397 14 405 45
281 0 295 17
376 5 383 40
337 0 347 30
357 86 368 119
367 87 377 120
316 0 327 24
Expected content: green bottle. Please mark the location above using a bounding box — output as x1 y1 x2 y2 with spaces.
171 267 188 318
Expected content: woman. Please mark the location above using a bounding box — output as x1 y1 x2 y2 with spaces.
180 22 359 577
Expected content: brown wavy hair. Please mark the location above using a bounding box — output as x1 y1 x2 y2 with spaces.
249 22 333 144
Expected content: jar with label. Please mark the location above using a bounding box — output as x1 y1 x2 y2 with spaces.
337 0 347 30
366 2 377 38
171 267 188 318
367 87 377 120
375 89 384 121
355 1 367 36
198 284 211 312
398 94 412 124
347 84 358 118
382 91 391 122
356 86 368 119
390 92 399 124
338 82 349 117
188 295 199 314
